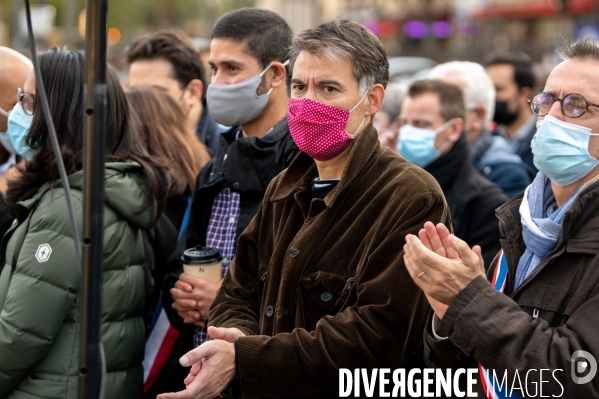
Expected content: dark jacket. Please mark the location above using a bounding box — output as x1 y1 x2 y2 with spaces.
494 119 537 172
424 177 599 397
142 213 178 329
472 130 534 198
425 133 508 268
163 118 299 331
209 124 451 399
196 105 226 156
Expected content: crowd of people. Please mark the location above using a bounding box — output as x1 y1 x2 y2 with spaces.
0 6 599 399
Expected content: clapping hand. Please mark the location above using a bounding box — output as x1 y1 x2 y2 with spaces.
404 222 485 319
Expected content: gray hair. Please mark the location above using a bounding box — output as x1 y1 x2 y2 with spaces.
428 61 496 125
558 37 599 62
288 20 389 96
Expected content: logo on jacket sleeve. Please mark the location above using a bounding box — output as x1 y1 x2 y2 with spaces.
36 243 52 262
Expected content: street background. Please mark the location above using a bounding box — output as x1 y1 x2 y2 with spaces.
3 0 599 88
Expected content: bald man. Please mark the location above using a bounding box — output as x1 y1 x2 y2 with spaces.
0 47 32 160
0 47 32 236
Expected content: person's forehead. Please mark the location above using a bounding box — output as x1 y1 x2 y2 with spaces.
485 63 514 82
129 59 180 90
401 92 441 117
292 50 357 85
209 38 257 65
130 58 176 80
400 92 441 122
545 58 599 101
0 56 32 106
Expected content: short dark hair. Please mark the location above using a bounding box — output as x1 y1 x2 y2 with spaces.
211 8 292 68
407 79 466 122
289 20 389 93
484 50 535 90
126 30 207 101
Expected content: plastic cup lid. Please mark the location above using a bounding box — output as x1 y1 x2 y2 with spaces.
181 246 223 265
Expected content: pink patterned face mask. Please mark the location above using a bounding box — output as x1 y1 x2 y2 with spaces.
287 93 368 161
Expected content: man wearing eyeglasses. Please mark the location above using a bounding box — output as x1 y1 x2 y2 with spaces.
403 38 599 397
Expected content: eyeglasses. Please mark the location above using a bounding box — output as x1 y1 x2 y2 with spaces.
17 88 35 115
527 92 599 118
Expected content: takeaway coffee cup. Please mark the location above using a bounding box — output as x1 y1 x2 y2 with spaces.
181 246 223 282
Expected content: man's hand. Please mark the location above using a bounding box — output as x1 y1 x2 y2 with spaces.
207 326 246 343
404 223 485 319
170 273 223 326
418 222 460 261
416 222 462 319
156 339 237 399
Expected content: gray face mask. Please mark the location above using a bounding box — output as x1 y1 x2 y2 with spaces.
206 60 288 127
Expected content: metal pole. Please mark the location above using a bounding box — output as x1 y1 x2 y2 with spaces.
78 0 107 398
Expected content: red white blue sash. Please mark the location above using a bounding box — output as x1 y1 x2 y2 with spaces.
478 250 523 399
142 195 192 392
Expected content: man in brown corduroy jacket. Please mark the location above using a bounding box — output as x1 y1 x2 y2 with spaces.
159 20 451 399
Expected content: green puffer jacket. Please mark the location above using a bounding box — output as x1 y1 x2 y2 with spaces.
0 163 153 399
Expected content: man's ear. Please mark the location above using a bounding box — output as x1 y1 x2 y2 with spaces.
268 61 288 88
365 84 385 116
519 86 533 104
186 79 204 105
448 118 464 143
470 105 486 131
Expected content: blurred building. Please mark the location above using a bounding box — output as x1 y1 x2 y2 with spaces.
259 0 599 67
3 0 599 71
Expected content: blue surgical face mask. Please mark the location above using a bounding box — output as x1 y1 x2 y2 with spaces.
6 103 36 159
398 119 454 168
0 106 16 154
532 115 599 186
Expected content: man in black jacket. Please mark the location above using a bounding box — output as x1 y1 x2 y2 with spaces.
398 79 507 267
161 6 298 379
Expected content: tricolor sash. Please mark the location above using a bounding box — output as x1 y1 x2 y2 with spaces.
142 195 193 392
478 250 523 399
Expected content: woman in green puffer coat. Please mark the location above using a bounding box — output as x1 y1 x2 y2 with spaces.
0 48 169 398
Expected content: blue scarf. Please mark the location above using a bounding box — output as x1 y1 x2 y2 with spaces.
515 173 580 289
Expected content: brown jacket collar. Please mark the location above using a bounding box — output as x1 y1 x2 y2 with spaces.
270 122 379 208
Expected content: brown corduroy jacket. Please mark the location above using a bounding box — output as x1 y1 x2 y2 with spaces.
209 124 451 398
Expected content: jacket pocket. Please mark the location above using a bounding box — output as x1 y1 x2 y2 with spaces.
517 281 588 326
299 271 355 330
